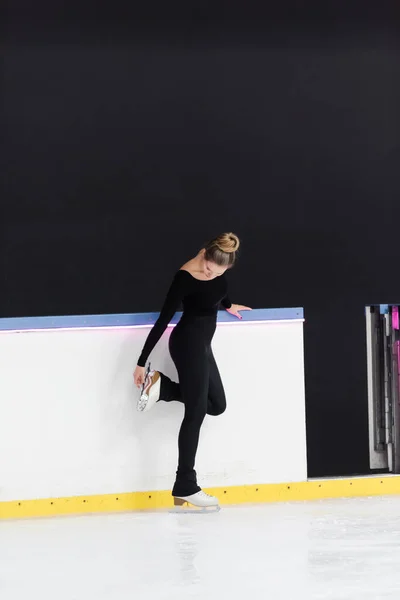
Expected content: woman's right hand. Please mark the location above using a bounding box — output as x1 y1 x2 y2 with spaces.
133 365 146 388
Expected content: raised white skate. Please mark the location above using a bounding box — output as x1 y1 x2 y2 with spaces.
137 363 161 412
172 490 221 513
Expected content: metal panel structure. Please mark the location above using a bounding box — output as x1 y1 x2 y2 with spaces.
366 305 400 473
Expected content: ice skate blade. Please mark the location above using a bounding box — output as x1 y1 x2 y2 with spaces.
169 498 221 514
168 505 221 514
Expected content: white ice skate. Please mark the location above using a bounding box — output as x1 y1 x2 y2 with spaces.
137 363 161 412
171 490 221 513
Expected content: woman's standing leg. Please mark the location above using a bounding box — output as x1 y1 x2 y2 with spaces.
169 335 210 497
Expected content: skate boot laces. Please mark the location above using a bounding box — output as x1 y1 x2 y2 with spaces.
140 363 153 400
197 491 215 501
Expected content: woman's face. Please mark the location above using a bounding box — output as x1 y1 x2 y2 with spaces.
202 259 227 279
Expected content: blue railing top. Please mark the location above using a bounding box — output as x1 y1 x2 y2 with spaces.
379 305 398 314
0 307 304 332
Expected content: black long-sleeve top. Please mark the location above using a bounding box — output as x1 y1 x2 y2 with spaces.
137 269 232 367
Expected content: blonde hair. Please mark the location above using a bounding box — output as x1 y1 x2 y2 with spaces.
204 232 240 268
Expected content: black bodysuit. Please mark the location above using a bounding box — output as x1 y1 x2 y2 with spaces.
137 269 232 497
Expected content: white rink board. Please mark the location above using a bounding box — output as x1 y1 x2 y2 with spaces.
0 317 306 501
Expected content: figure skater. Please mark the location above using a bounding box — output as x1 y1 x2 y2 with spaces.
133 232 251 509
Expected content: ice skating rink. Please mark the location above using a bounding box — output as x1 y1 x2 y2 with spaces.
2 497 400 599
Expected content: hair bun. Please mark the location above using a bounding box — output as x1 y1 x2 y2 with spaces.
217 233 240 254
203 232 240 268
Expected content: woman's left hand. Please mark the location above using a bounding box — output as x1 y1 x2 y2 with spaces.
226 304 252 320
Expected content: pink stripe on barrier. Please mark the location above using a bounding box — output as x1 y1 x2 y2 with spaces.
393 306 399 330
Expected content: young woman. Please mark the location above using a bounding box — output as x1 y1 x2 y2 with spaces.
133 232 251 508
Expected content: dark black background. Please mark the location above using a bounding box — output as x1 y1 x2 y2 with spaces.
2 1 400 477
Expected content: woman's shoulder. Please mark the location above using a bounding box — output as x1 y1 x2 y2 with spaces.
175 259 198 279
179 258 195 273
170 268 192 285
175 267 192 277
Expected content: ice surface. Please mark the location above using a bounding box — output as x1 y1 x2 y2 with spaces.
2 497 400 599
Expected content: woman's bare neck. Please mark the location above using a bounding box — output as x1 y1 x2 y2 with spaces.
180 257 210 281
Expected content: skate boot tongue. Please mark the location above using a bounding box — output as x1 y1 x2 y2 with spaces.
197 491 214 503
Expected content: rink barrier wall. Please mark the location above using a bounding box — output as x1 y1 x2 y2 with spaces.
0 307 308 507
0 307 304 332
1 475 400 519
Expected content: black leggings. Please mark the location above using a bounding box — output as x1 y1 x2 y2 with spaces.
159 315 226 497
